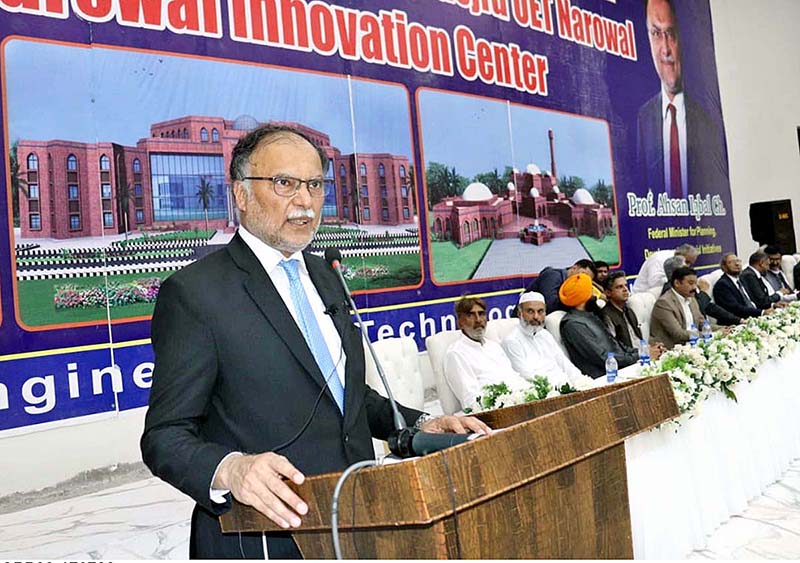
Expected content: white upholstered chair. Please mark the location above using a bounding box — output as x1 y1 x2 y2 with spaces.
485 317 519 343
627 291 656 342
698 268 724 298
424 330 463 415
364 337 425 411
543 310 567 353
782 255 797 290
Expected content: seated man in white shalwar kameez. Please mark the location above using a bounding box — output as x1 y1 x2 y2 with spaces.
444 296 530 411
501 291 583 387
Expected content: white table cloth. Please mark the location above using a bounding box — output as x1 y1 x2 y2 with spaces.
626 347 800 558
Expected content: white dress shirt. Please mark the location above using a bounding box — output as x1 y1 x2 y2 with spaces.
661 90 688 197
501 323 583 387
444 333 529 410
632 249 674 294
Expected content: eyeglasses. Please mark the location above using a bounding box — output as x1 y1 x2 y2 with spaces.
648 27 678 43
243 175 327 198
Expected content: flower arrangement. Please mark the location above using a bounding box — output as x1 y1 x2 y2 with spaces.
641 302 800 417
54 277 162 310
464 374 595 414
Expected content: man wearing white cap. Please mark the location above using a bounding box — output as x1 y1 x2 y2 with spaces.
502 292 583 387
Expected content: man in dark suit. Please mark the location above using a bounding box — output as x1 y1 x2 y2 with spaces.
712 253 771 321
740 251 783 310
637 0 728 198
649 266 705 349
141 125 488 559
524 259 596 313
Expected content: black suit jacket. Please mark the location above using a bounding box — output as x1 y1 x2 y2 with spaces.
712 274 763 320
141 233 422 559
740 267 779 310
696 290 740 326
637 91 728 196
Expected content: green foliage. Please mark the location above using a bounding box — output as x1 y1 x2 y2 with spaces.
473 168 504 195
557 175 585 198
425 162 468 207
475 382 512 410
557 382 578 395
590 179 615 212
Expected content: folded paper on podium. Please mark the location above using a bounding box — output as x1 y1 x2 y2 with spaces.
220 375 678 558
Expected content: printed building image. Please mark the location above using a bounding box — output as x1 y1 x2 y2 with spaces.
431 129 613 246
17 116 414 239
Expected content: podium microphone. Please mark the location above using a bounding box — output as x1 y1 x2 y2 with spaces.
324 248 470 457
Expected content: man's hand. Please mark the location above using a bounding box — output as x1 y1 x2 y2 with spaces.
215 453 307 529
650 343 665 360
421 415 493 436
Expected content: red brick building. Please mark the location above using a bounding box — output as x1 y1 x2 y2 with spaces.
17 116 414 239
430 129 613 246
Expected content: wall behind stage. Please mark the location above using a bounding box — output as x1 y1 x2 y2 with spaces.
711 0 800 258
0 1 736 457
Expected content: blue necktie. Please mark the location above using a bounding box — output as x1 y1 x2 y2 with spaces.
279 259 345 414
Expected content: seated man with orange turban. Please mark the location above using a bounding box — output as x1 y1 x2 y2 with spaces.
559 274 663 378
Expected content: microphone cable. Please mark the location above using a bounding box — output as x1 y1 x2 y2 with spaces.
270 337 346 454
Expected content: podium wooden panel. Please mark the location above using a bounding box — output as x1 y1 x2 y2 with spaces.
220 375 678 558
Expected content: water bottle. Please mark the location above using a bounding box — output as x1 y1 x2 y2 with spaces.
605 352 618 383
638 338 651 366
701 319 713 344
688 323 699 347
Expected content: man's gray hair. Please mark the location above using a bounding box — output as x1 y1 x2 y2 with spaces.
229 124 329 185
675 243 698 258
749 250 768 266
663 255 686 280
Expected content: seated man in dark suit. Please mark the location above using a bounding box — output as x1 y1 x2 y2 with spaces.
525 259 597 313
740 250 786 310
600 271 643 349
649 267 705 349
140 125 489 559
696 277 741 326
559 273 662 379
712 252 772 322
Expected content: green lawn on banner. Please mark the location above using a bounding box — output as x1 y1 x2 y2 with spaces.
578 235 620 264
431 239 493 282
341 253 422 291
17 271 175 326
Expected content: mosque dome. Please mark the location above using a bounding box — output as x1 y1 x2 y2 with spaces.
462 182 493 201
507 182 516 191
512 167 520 173
529 188 540 197
572 188 596 204
232 114 260 131
526 163 542 175
552 186 560 194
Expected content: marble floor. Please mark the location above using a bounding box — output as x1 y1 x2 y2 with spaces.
2 460 800 559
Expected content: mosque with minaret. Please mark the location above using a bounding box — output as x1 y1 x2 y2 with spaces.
431 129 614 247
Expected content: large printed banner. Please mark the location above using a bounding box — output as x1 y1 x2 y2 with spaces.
0 0 733 432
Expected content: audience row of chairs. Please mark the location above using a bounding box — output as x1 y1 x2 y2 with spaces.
364 254 800 417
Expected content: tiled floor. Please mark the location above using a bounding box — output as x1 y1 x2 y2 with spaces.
3 459 800 559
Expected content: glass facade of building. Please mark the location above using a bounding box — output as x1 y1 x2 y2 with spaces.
322 160 337 219
149 154 228 221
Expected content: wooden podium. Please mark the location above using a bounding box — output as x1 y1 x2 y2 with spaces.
220 375 678 558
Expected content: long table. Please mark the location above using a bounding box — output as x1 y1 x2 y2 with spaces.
625 346 800 558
